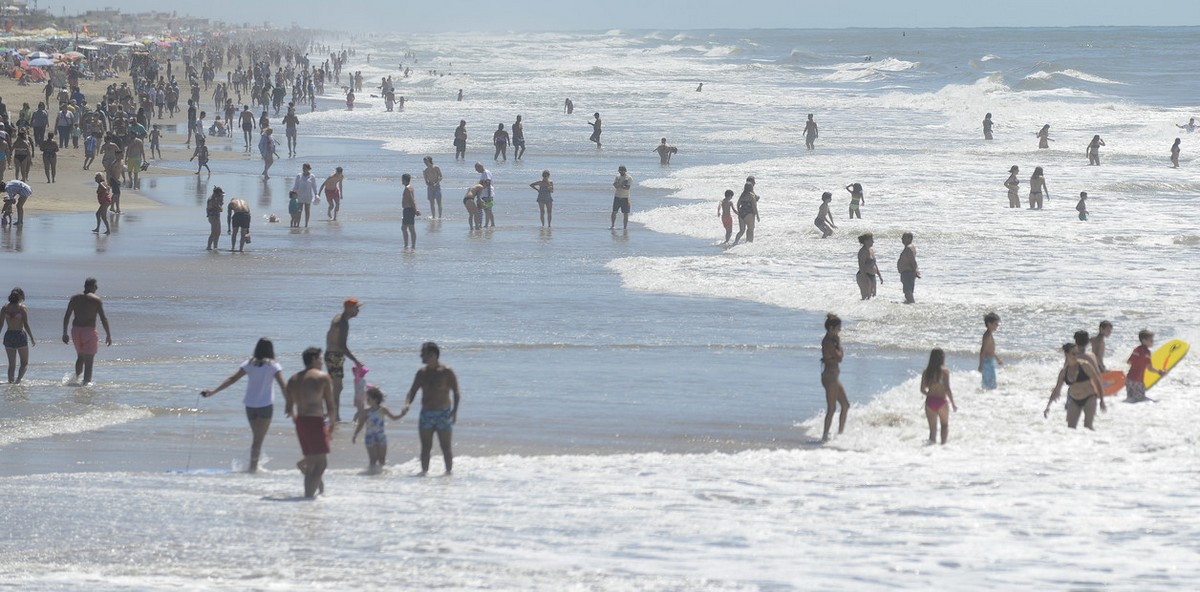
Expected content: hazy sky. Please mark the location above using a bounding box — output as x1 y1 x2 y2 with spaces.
40 0 1200 32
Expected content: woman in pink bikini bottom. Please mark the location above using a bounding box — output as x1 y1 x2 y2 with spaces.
920 348 957 444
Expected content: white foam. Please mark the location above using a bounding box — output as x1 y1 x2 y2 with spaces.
0 404 153 447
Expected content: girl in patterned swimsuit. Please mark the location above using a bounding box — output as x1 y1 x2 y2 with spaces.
351 387 404 473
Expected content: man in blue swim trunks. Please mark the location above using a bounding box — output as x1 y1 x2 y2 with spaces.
398 342 461 475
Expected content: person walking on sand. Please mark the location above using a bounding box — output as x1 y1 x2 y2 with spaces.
1045 342 1106 429
453 120 467 161
259 128 278 179
62 277 112 386
1036 124 1053 149
820 314 849 442
1170 138 1181 168
855 233 883 300
530 169 554 227
718 189 735 244
732 182 759 245
804 114 819 150
897 232 920 304
978 312 1002 390
983 112 994 140
1 287 35 384
814 192 836 238
351 386 404 473
1004 165 1020 208
201 337 287 473
653 138 677 165
325 298 363 423
589 112 602 148
1028 166 1048 210
1086 135 1105 166
321 167 345 221
397 342 461 475
92 173 111 234
846 182 864 219
611 165 632 230
205 187 224 250
422 157 442 219
920 348 957 444
401 173 419 249
286 347 334 498
291 163 319 227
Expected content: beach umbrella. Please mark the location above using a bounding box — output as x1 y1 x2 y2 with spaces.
16 48 30 54
28 51 51 59
61 51 84 60
28 57 53 67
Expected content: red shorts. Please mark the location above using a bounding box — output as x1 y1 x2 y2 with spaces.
722 213 733 230
295 416 330 455
71 326 99 355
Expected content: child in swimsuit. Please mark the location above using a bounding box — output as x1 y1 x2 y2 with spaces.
717 189 735 244
920 348 956 444
351 387 404 473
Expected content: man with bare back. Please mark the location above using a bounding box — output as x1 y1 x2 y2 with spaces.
324 298 362 423
286 347 334 498
61 277 112 385
398 342 461 475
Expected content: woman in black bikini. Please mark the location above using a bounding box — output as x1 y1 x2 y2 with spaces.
920 348 956 444
11 131 32 182
820 313 850 442
1045 343 1106 429
1 287 35 384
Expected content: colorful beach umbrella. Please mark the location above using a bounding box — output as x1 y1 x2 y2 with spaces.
61 51 84 60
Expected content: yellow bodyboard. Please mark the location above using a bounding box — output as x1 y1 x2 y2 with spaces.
1144 339 1188 390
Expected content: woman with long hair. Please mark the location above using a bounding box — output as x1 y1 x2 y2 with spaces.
0 287 35 383
1045 342 1106 430
920 348 956 444
201 338 287 472
820 314 849 441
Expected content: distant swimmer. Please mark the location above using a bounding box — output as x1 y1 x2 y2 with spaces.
653 138 677 165
1036 124 1053 149
696 82 703 92
454 120 467 161
814 191 836 238
564 97 574 114
1028 166 1048 210
286 347 334 498
1086 134 1105 166
845 182 864 219
920 348 957 445
855 233 882 300
611 164 632 230
820 313 849 442
1004 165 1020 208
589 112 602 148
456 89 463 102
1090 320 1113 372
1177 118 1197 133
1045 342 1105 429
732 182 758 244
983 112 994 140
1075 191 1089 221
397 342 461 476
62 277 112 386
717 189 735 244
346 89 354 111
804 113 819 150
978 312 1002 390
897 232 920 304
1125 329 1168 403
1170 138 1181 168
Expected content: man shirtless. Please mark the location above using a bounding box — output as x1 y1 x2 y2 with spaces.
282 106 300 157
398 342 461 475
124 135 145 190
238 106 255 151
653 138 677 165
62 277 112 385
324 298 362 422
422 156 442 218
320 166 344 221
1091 321 1113 372
401 173 419 249
285 347 334 498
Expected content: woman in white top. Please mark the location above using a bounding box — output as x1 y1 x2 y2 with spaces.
201 338 286 473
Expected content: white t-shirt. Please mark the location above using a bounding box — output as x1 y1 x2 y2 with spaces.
240 359 283 408
478 169 494 199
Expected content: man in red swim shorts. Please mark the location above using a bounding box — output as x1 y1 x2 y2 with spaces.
286 347 335 498
62 277 112 385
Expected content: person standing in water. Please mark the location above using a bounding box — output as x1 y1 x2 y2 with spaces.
653 138 677 165
1036 124 1053 149
845 182 864 219
1090 320 1113 372
1 287 35 384
717 189 735 244
803 114 818 150
589 112 602 148
62 277 112 385
920 348 956 445
286 347 334 498
320 167 345 221
201 337 287 473
397 342 461 476
1045 342 1106 429
351 386 403 473
732 182 758 244
453 120 467 161
1086 135 1105 166
1075 191 1089 221
1028 166 1048 210
820 313 849 442
896 232 920 304
814 191 836 238
325 298 363 423
512 115 526 160
982 113 994 140
611 165 632 230
529 169 554 227
1004 165 1020 208
1177 118 1197 133
1125 329 1169 403
492 123 509 162
401 173 419 249
978 312 1002 390
422 157 442 219
1170 138 1181 168
855 233 883 300
564 98 574 114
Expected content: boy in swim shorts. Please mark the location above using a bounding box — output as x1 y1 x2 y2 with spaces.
717 189 735 244
978 312 1003 390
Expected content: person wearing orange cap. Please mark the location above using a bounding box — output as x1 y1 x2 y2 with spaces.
324 298 362 423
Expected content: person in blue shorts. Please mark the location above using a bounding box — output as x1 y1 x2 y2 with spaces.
399 342 461 476
978 312 1003 390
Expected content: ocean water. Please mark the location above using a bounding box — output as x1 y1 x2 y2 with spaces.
2 27 1200 589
